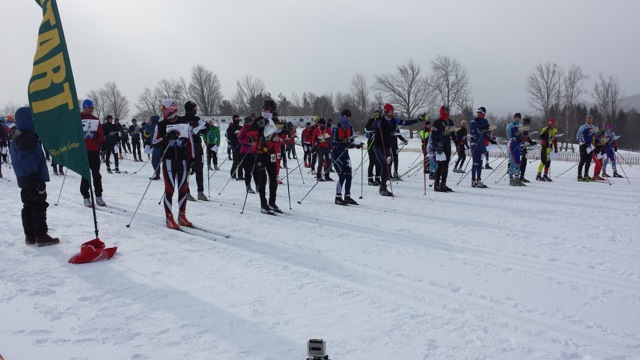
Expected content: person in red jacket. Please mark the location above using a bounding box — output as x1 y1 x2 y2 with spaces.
301 121 313 167
79 99 106 207
311 118 333 181
245 99 281 214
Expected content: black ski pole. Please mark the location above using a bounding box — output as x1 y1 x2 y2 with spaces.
554 162 578 179
54 167 68 206
359 145 364 199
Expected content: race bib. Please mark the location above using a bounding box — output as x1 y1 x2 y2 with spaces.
435 153 446 161
270 154 276 162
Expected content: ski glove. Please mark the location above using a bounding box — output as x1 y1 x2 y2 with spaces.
489 139 498 145
167 130 179 140
256 119 266 128
403 140 409 146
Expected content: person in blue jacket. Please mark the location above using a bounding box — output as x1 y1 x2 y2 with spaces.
505 113 525 186
469 107 497 188
576 114 595 181
145 115 161 180
10 107 59 246
332 110 363 205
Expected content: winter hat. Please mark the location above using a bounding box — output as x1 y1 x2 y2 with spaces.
606 123 613 129
184 100 197 115
514 113 521 119
439 106 450 120
477 107 486 114
306 122 311 126
243 116 253 124
318 118 326 125
341 109 352 117
548 118 556 125
15 107 35 132
68 239 117 264
523 118 531 125
383 103 394 113
160 99 178 119
106 115 113 121
82 98 95 109
262 99 277 112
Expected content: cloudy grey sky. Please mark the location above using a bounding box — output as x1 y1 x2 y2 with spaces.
3 0 639 117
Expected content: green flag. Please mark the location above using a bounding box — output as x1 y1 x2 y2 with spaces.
28 0 90 180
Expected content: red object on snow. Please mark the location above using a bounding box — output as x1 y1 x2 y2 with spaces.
68 239 117 264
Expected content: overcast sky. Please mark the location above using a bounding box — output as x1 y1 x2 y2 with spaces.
3 0 639 117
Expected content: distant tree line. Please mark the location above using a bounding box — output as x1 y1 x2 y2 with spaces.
2 57 638 149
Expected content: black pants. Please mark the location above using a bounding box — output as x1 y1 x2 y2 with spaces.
578 144 592 176
520 148 528 179
132 139 142 160
80 151 103 198
241 153 255 188
303 143 312 165
21 186 49 237
454 145 466 169
121 139 131 153
207 144 218 166
434 151 451 186
373 146 391 188
390 146 400 176
104 142 119 170
254 153 277 208
230 147 242 178
192 157 204 193
316 147 330 178
367 139 380 181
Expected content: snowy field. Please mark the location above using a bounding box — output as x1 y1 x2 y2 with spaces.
1 141 639 360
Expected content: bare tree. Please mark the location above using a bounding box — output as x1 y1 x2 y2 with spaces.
156 79 186 107
233 75 267 114
103 81 130 119
87 88 108 119
430 55 472 113
2 102 21 117
135 87 162 120
594 72 624 125
188 64 222 116
350 73 370 116
374 60 432 138
562 64 588 150
526 62 563 119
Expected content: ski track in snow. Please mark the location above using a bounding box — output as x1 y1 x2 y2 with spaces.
1 144 640 360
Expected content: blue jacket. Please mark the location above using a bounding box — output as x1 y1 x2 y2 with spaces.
576 124 593 145
505 121 523 142
9 107 49 188
332 116 354 156
469 116 490 151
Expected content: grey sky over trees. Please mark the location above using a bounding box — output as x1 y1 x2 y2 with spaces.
2 0 639 118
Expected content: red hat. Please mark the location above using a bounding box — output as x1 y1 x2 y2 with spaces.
548 118 556 125
69 239 117 264
383 103 394 112
439 106 450 121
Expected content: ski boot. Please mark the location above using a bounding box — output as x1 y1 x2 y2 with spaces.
197 192 208 201
246 186 256 194
25 234 36 245
178 212 193 227
335 196 347 205
35 233 60 247
344 195 358 205
379 187 393 197
166 214 179 229
96 197 107 206
542 175 552 182
187 193 197 201
613 172 623 178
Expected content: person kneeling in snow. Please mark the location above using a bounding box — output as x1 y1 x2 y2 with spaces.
10 107 59 246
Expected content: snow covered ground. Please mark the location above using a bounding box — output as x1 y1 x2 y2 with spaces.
1 142 639 360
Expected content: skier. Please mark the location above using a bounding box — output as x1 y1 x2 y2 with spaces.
286 122 297 160
119 118 131 155
452 119 469 173
364 103 399 196
505 113 525 186
129 118 143 162
245 99 281 214
332 109 362 205
226 115 242 179
79 99 106 206
102 115 121 173
365 108 382 186
386 106 419 180
204 120 220 171
312 118 333 181
431 106 455 192
309 117 320 174
301 122 313 168
183 101 207 201
419 117 432 175
519 117 536 183
536 118 558 182
237 116 257 194
602 123 622 178
469 107 497 188
591 126 606 181
153 99 194 229
576 114 595 181
10 107 59 246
